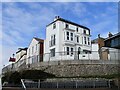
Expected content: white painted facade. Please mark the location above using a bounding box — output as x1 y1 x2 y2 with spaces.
15 48 27 68
16 49 27 62
44 17 92 61
26 38 44 64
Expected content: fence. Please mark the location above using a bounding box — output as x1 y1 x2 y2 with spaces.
2 51 120 73
21 79 116 89
29 51 120 63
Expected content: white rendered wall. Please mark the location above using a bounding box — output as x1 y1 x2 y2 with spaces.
44 20 92 61
26 39 40 64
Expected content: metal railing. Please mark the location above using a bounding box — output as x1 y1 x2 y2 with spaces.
21 79 116 89
2 51 120 73
21 79 26 90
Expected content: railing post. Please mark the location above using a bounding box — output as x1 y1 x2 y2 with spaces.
21 79 26 90
108 80 111 88
93 80 95 88
76 81 77 88
38 79 40 88
57 81 58 88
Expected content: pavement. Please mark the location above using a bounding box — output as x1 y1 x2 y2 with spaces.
2 87 119 90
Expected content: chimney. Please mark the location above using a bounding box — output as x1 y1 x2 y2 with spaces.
98 34 100 38
54 16 60 21
108 32 113 37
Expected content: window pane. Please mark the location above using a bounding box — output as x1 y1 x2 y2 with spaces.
67 47 69 55
50 48 55 57
66 24 69 28
76 27 78 32
53 23 56 29
77 36 79 43
84 30 86 34
71 33 73 41
84 37 86 44
71 48 73 55
67 32 69 40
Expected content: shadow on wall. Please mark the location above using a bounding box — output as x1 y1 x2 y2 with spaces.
2 70 56 84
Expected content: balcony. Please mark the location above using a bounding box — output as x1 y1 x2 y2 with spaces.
49 39 56 47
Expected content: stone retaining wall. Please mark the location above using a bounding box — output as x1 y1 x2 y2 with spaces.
29 60 120 77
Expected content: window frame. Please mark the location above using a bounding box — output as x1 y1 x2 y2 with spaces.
65 23 69 29
50 48 55 57
67 47 69 55
77 36 79 43
71 32 73 41
53 23 56 29
66 31 69 40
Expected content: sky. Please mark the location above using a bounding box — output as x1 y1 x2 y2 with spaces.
1 2 118 66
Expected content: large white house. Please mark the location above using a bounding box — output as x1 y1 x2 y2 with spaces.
26 37 44 64
44 16 92 61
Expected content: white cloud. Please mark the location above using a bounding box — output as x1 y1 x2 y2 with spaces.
2 2 57 65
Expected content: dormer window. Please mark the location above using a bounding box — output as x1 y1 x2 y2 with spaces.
65 23 69 29
84 29 86 34
53 23 56 29
76 27 78 32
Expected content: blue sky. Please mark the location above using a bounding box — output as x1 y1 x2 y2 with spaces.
1 2 118 66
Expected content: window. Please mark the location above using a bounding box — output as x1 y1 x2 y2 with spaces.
84 37 87 44
66 24 69 28
53 23 56 29
50 35 55 47
50 48 55 57
71 48 73 55
67 32 69 40
67 47 69 55
71 33 73 41
84 30 86 34
88 37 90 45
76 27 78 32
77 36 79 43
36 44 37 51
78 47 81 54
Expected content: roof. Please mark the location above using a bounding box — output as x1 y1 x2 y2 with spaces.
46 17 90 31
92 37 105 44
33 37 44 42
16 48 28 54
105 32 120 41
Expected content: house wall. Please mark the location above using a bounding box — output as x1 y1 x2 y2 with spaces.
26 39 40 64
16 50 26 62
44 19 92 61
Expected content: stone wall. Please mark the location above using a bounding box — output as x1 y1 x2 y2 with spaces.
29 60 120 77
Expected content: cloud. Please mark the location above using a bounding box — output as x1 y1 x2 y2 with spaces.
2 2 57 65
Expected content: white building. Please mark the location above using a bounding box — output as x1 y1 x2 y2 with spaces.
44 16 92 61
15 48 27 67
90 36 105 60
26 37 44 64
